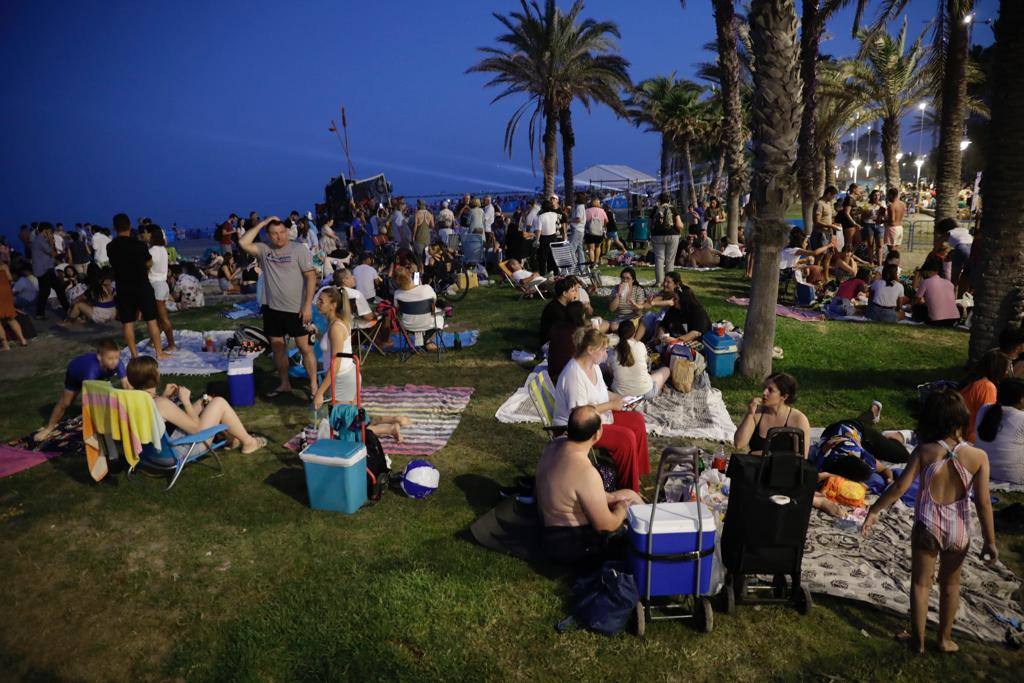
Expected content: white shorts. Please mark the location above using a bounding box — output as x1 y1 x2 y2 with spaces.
884 225 903 247
151 280 170 301
90 305 117 324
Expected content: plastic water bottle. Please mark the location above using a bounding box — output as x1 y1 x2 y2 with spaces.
713 442 727 472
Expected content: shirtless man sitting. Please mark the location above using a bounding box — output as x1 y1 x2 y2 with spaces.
536 405 644 565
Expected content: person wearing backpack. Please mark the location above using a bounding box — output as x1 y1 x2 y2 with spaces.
583 198 608 266
650 192 684 285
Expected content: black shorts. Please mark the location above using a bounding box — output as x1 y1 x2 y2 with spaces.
584 233 604 245
263 307 307 339
115 283 157 323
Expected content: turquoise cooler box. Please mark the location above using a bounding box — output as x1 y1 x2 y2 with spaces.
628 502 717 597
300 439 367 514
702 331 738 378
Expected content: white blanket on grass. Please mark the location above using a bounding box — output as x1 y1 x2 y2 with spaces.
118 330 254 376
495 363 736 442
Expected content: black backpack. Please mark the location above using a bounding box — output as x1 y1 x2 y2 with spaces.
363 428 391 501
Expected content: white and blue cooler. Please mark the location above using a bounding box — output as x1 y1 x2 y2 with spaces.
702 331 738 378
227 357 255 407
628 502 717 597
300 439 367 514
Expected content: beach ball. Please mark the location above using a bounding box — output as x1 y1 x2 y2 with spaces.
401 460 439 499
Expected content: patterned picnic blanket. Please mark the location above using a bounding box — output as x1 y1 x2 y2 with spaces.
118 330 250 376
285 385 474 457
3 416 84 478
495 363 735 442
801 501 1023 644
726 296 824 322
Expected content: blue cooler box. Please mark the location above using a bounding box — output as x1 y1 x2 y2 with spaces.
702 331 738 378
227 357 255 407
300 439 367 514
628 502 716 597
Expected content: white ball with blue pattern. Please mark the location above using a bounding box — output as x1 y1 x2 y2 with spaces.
401 459 439 499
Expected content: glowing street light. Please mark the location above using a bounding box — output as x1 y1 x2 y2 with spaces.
896 152 904 162
864 164 872 178
851 156 862 184
963 12 974 25
914 157 925 190
960 138 972 151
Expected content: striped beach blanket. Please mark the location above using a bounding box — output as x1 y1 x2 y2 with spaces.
285 385 474 457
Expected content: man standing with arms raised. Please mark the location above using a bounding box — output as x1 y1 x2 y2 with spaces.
239 216 319 400
106 214 168 359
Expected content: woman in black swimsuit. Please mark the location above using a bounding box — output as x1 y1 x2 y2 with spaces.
733 372 811 457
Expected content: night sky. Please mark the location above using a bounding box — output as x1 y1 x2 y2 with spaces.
0 0 997 238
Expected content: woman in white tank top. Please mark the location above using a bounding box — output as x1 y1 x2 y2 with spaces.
312 287 357 409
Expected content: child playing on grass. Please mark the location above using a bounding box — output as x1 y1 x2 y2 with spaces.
35 339 128 441
862 389 998 654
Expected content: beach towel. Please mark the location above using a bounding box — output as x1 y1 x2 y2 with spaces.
822 308 923 326
0 445 60 479
223 299 261 320
118 330 252 376
285 385 474 457
7 416 83 458
495 363 735 442
726 296 825 322
801 500 1023 644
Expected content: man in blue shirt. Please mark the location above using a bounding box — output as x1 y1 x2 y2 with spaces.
35 339 128 441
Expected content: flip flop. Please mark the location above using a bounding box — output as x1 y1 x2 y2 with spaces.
264 389 291 399
871 400 883 424
241 435 268 455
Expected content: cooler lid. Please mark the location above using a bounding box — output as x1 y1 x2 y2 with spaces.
628 502 716 535
701 331 734 349
300 439 366 466
227 358 255 375
705 344 737 354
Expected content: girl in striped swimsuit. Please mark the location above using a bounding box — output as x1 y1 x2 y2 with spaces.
863 389 997 654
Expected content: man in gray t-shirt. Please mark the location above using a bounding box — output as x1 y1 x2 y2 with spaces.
30 222 69 319
240 216 319 399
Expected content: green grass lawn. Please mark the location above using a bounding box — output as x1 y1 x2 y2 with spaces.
1 268 1021 682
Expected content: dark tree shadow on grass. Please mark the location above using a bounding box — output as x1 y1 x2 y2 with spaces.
264 466 308 507
453 473 502 516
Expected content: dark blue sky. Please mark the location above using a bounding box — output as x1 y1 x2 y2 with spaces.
0 0 996 237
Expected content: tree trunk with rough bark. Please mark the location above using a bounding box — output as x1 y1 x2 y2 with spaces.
881 116 901 192
660 135 672 193
682 139 699 207
559 108 575 202
933 0 973 223
740 0 804 380
797 0 822 235
542 106 558 197
711 150 726 198
822 143 836 193
968 0 1024 361
713 0 748 245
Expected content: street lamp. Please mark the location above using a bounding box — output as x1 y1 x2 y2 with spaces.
864 163 872 178
852 156 862 184
960 138 971 151
914 157 925 192
917 102 928 161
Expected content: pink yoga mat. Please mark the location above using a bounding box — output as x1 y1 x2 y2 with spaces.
0 445 59 479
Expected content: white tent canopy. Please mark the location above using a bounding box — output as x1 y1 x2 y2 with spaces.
560 164 658 192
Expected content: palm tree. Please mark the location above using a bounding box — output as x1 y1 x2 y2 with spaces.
468 0 628 198
815 62 862 193
739 0 804 380
625 77 708 204
841 18 930 191
968 0 1024 361
710 0 751 244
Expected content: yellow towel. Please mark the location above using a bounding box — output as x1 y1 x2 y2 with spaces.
81 381 162 473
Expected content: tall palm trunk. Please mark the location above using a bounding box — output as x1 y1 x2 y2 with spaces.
682 139 699 207
711 150 726 197
822 142 836 194
740 0 804 380
796 0 822 233
933 0 973 223
881 116 901 191
713 0 748 244
660 135 672 193
542 104 558 197
559 107 575 201
968 0 1024 360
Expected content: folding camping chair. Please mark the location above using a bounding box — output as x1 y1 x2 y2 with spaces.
395 296 447 362
499 260 546 300
82 380 228 491
549 240 601 291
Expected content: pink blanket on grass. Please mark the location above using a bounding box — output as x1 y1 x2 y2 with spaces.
726 296 824 322
0 445 59 479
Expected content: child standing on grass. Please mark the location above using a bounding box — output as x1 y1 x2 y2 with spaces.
862 389 998 654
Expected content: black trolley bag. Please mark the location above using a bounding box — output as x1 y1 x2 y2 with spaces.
720 427 817 614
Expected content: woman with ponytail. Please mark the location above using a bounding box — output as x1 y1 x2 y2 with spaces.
312 287 355 410
608 319 670 400
975 378 1024 484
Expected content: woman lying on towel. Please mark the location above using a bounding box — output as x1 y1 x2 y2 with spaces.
125 356 267 454
552 328 650 492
